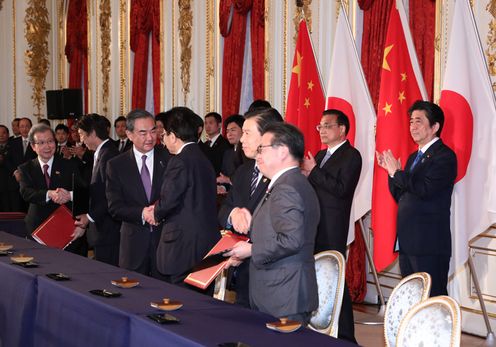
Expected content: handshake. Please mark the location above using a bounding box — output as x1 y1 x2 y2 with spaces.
48 188 71 204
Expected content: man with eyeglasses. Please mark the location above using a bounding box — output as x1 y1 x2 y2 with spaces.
218 107 282 308
18 124 89 255
225 123 320 325
301 109 362 344
106 109 170 279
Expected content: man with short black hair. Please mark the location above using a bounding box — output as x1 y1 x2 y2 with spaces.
106 109 169 278
55 124 70 158
144 107 220 287
6 117 36 211
113 116 132 152
10 118 20 140
377 100 457 296
218 107 283 307
74 114 121 265
226 123 319 324
200 112 231 175
302 108 362 343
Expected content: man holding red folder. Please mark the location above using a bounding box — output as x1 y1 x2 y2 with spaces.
18 124 88 255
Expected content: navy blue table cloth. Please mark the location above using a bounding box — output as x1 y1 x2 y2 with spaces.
0 231 354 347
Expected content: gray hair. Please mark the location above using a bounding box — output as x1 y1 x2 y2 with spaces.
28 124 55 144
125 109 155 132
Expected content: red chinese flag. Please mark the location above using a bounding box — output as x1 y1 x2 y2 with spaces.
285 20 325 156
371 0 428 271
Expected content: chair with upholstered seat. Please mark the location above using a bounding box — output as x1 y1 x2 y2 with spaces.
396 295 461 347
384 272 432 347
309 250 346 337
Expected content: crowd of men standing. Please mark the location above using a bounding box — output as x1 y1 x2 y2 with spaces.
0 99 456 344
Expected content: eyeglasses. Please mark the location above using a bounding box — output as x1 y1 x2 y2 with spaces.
33 139 55 146
256 144 275 154
316 123 340 131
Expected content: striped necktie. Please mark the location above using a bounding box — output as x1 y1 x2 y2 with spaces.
250 166 260 196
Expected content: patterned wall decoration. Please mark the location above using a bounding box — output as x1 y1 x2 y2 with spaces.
24 0 50 117
293 0 312 43
99 0 111 114
486 0 496 90
178 0 192 103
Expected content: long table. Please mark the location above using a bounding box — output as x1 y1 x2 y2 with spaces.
0 231 354 347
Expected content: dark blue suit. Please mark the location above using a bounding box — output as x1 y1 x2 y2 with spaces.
388 139 457 295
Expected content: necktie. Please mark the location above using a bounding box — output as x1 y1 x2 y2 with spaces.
410 151 423 170
205 140 212 148
140 155 152 202
119 140 125 152
43 164 50 188
23 139 28 155
320 150 332 168
250 166 260 196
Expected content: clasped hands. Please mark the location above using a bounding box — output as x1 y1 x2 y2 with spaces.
300 151 317 177
48 188 71 204
376 149 402 176
223 207 253 268
143 205 158 226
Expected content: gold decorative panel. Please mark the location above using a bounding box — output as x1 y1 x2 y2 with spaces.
178 0 192 103
24 0 50 117
99 0 111 114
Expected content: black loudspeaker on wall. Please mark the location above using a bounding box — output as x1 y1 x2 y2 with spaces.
46 89 83 120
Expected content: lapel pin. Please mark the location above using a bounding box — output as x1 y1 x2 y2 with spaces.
263 178 268 183
55 171 60 175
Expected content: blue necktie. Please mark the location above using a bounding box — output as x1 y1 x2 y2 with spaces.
320 150 332 168
410 151 423 170
250 166 260 196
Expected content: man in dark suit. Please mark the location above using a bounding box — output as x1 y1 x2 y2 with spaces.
377 100 457 296
74 114 121 266
106 109 169 278
18 124 88 255
302 109 361 343
113 116 133 153
54 124 71 158
6 117 37 211
218 107 283 307
226 123 319 324
0 125 11 211
9 118 20 141
200 112 231 175
143 107 220 286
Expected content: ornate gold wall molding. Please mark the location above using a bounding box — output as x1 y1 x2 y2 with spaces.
12 0 16 118
159 0 164 111
57 0 65 89
178 0 192 104
486 0 496 90
293 0 312 43
99 0 111 115
283 0 288 115
0 0 4 12
172 2 176 106
119 0 127 115
24 0 50 117
205 0 214 113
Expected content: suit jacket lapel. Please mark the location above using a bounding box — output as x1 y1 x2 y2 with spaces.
50 157 64 189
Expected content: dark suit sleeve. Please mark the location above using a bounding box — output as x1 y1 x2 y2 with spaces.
88 151 111 224
217 165 243 227
154 157 187 222
18 164 48 205
251 184 305 267
389 149 457 201
307 150 362 198
106 160 145 224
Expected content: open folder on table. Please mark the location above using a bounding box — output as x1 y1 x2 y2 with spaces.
32 205 75 249
184 231 249 290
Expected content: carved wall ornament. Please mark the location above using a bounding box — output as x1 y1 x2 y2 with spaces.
178 0 192 102
293 0 312 44
486 0 496 90
99 0 111 114
24 0 51 117
0 0 4 11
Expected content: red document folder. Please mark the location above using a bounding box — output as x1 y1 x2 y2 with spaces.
31 205 75 249
184 232 249 290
